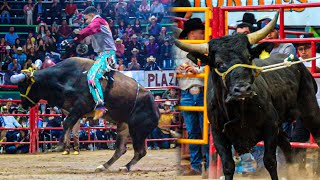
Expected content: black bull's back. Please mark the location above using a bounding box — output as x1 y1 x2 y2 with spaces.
28 57 160 124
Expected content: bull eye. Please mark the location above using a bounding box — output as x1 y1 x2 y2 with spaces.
215 62 224 69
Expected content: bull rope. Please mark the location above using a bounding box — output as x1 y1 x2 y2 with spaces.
214 55 320 81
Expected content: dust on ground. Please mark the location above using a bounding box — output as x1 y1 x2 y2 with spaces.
0 149 179 180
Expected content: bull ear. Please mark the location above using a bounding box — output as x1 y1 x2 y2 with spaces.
187 53 209 66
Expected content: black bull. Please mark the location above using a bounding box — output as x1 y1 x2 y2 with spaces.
175 15 320 180
13 57 160 172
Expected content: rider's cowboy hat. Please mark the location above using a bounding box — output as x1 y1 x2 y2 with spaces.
115 38 123 44
149 15 157 22
131 48 139 53
147 56 156 62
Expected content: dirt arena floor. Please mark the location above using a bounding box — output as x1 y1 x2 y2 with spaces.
0 149 179 180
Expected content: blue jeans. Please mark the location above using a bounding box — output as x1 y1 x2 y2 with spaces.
180 90 209 172
148 127 170 149
1 13 10 24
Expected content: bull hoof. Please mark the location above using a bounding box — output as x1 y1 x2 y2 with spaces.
95 165 107 173
119 166 129 172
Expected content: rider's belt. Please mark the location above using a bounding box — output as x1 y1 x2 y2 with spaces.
187 86 203 95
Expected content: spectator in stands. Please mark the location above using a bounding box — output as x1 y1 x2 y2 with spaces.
125 24 134 37
5 27 19 46
28 32 36 45
96 3 102 15
23 59 33 70
0 38 6 66
157 101 175 149
117 58 126 71
41 56 56 69
115 0 128 23
144 55 161 71
44 107 63 140
26 47 37 62
127 0 137 17
36 38 46 61
237 13 257 32
8 58 21 73
65 0 77 23
115 38 125 59
158 27 171 44
133 19 142 35
150 0 165 23
145 36 159 57
70 10 84 28
49 0 62 24
172 0 192 19
127 34 142 55
1 0 11 24
174 18 209 176
44 30 57 52
138 0 150 21
235 22 253 35
102 0 115 20
10 130 30 154
23 0 34 25
13 38 23 54
127 57 141 70
58 20 73 43
130 47 142 65
23 38 35 54
161 38 172 69
2 46 12 71
117 20 126 38
13 47 27 67
39 24 47 38
33 0 46 25
148 16 162 38
162 88 178 100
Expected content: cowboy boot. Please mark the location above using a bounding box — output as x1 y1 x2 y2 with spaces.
93 103 106 120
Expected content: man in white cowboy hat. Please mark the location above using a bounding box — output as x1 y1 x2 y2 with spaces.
148 15 162 38
127 34 141 55
144 55 161 71
12 47 27 67
115 38 125 58
73 6 116 119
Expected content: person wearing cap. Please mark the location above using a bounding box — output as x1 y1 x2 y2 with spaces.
148 15 162 38
261 18 296 57
115 38 125 58
73 6 116 120
174 18 209 176
12 47 27 67
148 100 175 150
146 36 159 58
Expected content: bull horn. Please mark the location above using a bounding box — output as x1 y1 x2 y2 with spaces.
247 12 279 44
10 73 26 84
174 40 209 54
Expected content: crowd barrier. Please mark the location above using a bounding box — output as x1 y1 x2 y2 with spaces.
0 85 182 153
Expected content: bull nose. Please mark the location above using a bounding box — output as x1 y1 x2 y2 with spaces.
232 84 252 95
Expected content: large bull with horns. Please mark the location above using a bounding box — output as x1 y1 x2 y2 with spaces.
175 12 320 180
10 57 160 172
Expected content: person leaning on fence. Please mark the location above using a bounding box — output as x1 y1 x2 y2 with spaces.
173 18 209 176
